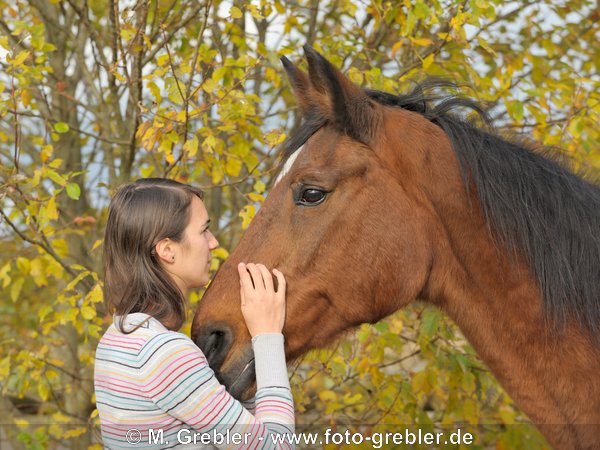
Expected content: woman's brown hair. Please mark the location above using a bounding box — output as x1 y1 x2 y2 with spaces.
103 178 204 333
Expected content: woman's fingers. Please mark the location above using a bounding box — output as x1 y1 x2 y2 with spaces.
238 263 287 336
240 287 246 307
245 263 264 291
256 264 274 293
238 263 252 303
272 268 286 298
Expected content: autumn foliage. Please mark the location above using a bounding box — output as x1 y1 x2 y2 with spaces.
0 0 598 449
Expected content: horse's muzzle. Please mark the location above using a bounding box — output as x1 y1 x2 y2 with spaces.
193 322 256 400
193 322 233 371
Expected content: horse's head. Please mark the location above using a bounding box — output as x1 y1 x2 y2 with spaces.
192 46 460 399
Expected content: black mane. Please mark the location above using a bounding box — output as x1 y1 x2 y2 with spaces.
281 81 600 338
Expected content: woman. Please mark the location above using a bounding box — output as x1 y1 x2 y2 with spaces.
94 178 294 449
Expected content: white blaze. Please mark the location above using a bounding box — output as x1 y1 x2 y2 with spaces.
273 145 304 186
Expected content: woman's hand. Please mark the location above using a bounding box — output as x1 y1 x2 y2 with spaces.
238 263 286 337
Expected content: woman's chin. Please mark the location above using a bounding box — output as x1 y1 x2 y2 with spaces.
194 277 210 289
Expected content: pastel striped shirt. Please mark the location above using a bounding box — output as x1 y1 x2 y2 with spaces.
94 313 294 449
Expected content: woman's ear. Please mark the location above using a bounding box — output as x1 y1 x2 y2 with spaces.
154 238 176 264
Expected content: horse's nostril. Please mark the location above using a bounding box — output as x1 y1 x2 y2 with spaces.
205 330 224 357
195 325 232 371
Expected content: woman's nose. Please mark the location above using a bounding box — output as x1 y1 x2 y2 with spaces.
209 232 219 249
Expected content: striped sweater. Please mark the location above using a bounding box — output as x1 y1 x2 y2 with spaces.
94 313 294 449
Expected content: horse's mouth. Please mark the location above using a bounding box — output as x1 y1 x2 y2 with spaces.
227 357 255 399
217 350 256 400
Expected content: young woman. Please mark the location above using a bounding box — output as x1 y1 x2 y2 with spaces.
94 178 294 449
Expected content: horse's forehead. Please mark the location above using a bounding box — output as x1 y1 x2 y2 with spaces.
274 145 304 186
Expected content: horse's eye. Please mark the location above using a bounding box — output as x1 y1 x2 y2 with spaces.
299 188 326 206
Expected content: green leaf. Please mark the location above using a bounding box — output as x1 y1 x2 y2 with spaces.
54 122 70 133
421 308 440 339
66 183 80 200
46 169 67 187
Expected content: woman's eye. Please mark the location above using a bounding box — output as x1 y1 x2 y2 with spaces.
299 188 326 206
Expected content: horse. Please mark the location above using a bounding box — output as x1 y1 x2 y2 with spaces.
191 46 600 450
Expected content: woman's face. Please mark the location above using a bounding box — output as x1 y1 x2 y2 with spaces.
170 196 219 292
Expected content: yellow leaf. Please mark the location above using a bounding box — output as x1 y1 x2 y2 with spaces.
48 158 63 169
0 356 10 378
10 50 29 66
10 277 24 302
59 308 78 325
230 6 243 19
120 27 134 41
247 5 264 20
0 262 10 288
38 380 50 401
183 135 199 158
247 192 264 203
264 129 285 146
422 53 435 70
16 257 30 274
63 427 87 438
53 238 69 257
253 179 266 193
40 144 53 163
239 205 255 230
411 37 433 46
204 134 217 150
391 40 403 57
318 390 337 402
21 89 31 107
14 418 29 428
225 157 242 177
39 305 53 321
211 164 224 184
91 239 103 251
202 78 217 93
147 81 161 102
81 306 96 320
212 247 229 260
49 424 63 438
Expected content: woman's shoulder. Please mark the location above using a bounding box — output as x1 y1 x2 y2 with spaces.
98 313 199 358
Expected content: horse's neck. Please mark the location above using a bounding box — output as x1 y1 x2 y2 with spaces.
428 219 600 449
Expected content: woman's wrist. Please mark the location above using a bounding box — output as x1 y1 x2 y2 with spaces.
251 333 289 389
251 332 283 343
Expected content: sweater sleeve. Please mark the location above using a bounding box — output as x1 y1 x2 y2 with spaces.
138 332 294 450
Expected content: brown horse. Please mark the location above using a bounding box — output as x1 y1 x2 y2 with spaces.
192 46 600 449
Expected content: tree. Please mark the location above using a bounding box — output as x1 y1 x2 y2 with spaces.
0 0 597 448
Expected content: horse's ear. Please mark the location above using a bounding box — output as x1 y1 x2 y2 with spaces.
281 55 321 116
303 45 379 143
